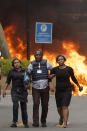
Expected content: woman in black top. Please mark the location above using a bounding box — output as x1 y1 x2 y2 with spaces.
3 58 29 128
51 55 83 128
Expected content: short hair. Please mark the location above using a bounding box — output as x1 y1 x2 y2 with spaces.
34 50 43 56
56 55 66 62
12 58 21 67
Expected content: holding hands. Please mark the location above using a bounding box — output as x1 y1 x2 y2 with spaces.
25 83 30 90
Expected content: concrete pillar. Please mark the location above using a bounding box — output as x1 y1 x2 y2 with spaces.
0 23 11 59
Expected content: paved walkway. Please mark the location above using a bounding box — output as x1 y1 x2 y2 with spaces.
0 95 87 131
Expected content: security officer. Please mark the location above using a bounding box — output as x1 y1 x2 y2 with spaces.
3 58 29 128
25 50 53 127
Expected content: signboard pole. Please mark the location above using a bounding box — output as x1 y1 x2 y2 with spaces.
26 0 30 60
42 44 44 55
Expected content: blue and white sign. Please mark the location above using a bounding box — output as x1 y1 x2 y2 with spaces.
35 22 52 43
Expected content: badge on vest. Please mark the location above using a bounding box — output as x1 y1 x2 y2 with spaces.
37 69 42 73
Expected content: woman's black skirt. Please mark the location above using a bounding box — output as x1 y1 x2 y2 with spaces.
55 90 72 107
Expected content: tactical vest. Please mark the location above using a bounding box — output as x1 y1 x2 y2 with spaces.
31 60 48 81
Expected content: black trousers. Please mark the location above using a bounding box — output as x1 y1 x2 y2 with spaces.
13 101 28 125
32 87 49 125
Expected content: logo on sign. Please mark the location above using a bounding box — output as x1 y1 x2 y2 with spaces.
41 24 47 32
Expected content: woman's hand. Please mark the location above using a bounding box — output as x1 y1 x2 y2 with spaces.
3 89 6 97
48 74 55 79
79 86 83 92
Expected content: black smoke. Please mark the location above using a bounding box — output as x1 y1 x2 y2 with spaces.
0 0 87 58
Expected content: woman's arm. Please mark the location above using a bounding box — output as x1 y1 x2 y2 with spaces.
70 67 83 91
3 70 12 97
49 67 56 79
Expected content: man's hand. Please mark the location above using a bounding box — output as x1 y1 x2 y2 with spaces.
25 83 30 90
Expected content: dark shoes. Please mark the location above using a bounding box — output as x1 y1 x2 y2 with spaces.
41 123 47 127
32 123 47 127
10 122 17 128
32 123 39 127
24 124 29 128
10 122 29 128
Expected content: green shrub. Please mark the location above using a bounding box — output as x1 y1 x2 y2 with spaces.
0 59 30 76
21 60 31 69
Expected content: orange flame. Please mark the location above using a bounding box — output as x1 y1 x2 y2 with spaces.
62 41 87 96
30 42 87 96
4 25 26 60
4 25 87 95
